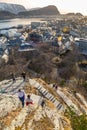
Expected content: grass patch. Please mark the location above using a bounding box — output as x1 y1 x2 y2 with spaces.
32 114 54 130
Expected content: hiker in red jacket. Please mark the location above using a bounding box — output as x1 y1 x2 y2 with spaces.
26 95 33 112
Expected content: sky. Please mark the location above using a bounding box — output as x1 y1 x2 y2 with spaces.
0 0 87 15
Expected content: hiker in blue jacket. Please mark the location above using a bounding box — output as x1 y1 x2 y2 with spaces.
18 89 25 108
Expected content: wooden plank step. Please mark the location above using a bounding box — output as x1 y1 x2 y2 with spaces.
50 97 55 102
43 91 48 96
57 104 62 110
49 96 54 100
52 99 56 103
43 90 47 94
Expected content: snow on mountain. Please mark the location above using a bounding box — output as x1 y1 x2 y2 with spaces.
0 3 26 14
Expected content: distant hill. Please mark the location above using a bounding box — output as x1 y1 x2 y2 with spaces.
64 12 83 17
19 5 60 16
0 3 26 14
0 5 60 20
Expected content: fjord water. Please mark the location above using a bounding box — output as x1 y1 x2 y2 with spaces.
0 18 42 29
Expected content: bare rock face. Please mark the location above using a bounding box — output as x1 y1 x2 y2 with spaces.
0 95 20 118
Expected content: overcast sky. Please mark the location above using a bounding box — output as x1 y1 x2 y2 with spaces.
0 0 87 15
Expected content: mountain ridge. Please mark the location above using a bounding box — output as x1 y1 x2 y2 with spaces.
0 3 84 19
18 5 60 16
0 5 60 19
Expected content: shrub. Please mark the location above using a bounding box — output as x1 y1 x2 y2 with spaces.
65 107 87 130
59 79 66 87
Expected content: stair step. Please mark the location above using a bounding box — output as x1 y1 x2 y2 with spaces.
52 99 56 103
44 91 48 96
41 89 45 93
43 90 47 94
57 104 62 110
50 97 55 102
49 96 54 100
57 103 61 108
38 87 42 91
54 100 59 106
37 86 41 89
45 93 49 98
47 93 52 99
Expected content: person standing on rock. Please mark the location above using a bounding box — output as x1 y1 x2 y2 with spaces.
55 84 58 90
18 89 25 108
53 83 58 90
11 73 16 83
41 98 46 109
21 71 26 81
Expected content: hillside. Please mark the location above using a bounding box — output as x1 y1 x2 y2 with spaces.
0 43 87 95
0 11 16 20
0 43 87 129
18 5 60 16
0 2 26 14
